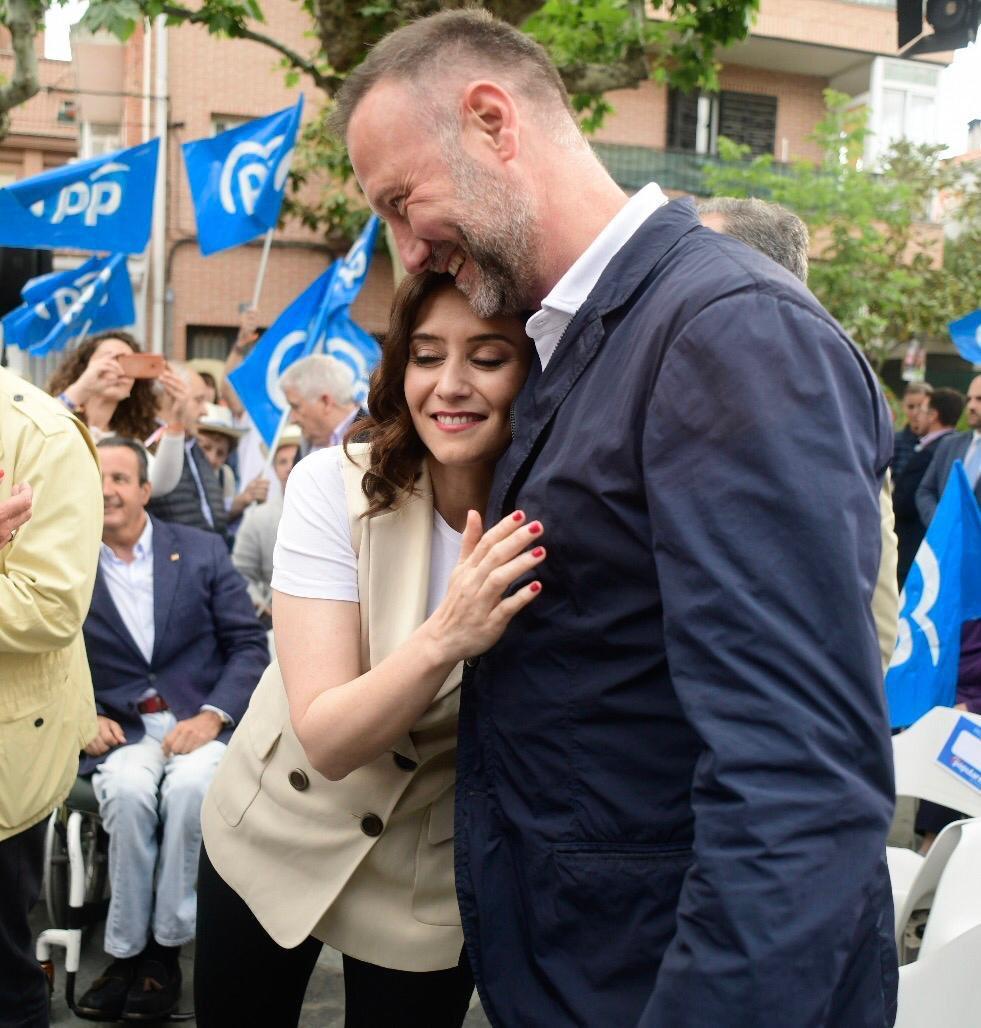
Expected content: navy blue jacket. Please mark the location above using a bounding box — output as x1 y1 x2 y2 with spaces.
81 516 268 773
455 200 898 1027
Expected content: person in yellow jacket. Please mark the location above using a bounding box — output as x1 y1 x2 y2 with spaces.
0 365 102 1028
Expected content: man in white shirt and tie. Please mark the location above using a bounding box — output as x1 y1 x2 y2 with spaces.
917 374 981 526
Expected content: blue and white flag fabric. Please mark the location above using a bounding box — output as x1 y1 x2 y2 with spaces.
949 310 981 365
2 254 134 357
0 141 158 254
886 462 981 728
183 97 304 256
228 215 381 445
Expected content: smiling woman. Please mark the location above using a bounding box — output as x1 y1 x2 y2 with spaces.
194 270 542 1028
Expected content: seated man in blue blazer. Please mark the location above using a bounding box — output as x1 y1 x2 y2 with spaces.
76 436 268 1022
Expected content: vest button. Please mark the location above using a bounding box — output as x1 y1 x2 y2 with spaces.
464 656 480 668
392 753 417 772
288 769 309 791
360 813 384 837
148 673 156 683
34 717 44 727
13 394 23 401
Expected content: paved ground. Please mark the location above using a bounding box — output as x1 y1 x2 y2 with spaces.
32 905 490 1027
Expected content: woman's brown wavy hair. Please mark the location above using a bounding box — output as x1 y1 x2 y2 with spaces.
47 331 160 441
346 271 459 518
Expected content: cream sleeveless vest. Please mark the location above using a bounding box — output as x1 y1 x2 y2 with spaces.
200 445 464 970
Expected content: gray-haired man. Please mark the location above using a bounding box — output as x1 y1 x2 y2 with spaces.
279 354 360 453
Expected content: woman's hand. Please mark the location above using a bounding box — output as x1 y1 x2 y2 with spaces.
421 510 545 665
64 348 125 407
159 367 191 430
0 476 32 546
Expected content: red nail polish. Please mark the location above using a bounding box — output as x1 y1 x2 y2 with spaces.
528 522 542 535
512 511 524 522
532 547 544 558
530 581 542 593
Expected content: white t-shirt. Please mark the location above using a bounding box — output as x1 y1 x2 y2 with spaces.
272 446 461 617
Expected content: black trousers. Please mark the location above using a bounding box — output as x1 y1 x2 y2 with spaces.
0 820 48 1028
194 845 474 1028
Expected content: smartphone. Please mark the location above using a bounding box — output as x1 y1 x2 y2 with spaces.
116 353 166 379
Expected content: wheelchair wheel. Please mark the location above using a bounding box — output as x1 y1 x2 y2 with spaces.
43 809 109 930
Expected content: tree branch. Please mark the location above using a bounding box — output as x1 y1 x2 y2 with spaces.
0 0 44 141
558 51 649 96
158 1 343 94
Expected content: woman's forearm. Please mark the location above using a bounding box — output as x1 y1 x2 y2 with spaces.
291 621 456 781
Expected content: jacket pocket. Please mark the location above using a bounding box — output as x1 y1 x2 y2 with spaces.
0 693 77 831
412 789 460 927
210 711 284 828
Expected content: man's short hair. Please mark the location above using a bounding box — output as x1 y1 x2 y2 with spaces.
279 354 357 407
903 381 933 397
928 387 965 428
697 197 810 284
330 9 573 139
97 436 149 485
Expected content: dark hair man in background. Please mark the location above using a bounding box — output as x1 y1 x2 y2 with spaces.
336 10 897 1027
893 387 965 585
893 381 934 477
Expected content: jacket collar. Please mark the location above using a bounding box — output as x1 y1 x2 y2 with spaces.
489 197 701 520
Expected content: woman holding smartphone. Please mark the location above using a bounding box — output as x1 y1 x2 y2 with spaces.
195 271 543 1027
48 332 190 496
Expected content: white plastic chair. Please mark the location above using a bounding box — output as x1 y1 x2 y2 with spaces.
917 819 981 959
894 925 981 1028
888 707 981 925
891 818 974 953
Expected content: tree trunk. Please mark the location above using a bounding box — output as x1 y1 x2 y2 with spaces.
0 0 44 143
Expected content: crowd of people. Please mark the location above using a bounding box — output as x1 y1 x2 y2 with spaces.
1 9 979 1028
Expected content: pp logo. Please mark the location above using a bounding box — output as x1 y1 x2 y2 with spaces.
890 542 941 670
34 268 112 326
220 135 293 217
265 330 308 410
31 163 129 226
326 336 369 404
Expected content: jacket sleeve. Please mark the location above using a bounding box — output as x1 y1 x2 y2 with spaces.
639 291 895 1027
231 509 267 610
915 443 944 526
0 421 102 653
202 535 268 723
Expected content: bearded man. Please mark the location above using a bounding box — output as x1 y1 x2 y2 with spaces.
336 11 898 1027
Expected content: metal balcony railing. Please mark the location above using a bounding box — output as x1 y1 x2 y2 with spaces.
591 141 796 197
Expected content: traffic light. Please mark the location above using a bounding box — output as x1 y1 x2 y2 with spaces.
897 0 981 56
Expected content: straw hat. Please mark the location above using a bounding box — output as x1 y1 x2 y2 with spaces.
197 403 247 440
275 424 303 450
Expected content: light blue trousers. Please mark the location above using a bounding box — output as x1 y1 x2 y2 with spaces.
92 712 225 958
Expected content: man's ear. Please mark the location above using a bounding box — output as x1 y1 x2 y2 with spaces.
140 481 153 506
460 81 519 163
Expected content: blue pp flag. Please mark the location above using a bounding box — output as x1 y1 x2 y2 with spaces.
886 462 981 728
228 215 381 445
0 141 158 254
949 310 981 365
183 98 304 256
2 255 135 356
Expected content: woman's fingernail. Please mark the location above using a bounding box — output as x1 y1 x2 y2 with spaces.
530 581 542 594
528 522 542 535
512 511 524 522
532 547 544 558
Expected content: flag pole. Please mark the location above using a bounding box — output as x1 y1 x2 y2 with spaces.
251 229 275 311
255 406 291 494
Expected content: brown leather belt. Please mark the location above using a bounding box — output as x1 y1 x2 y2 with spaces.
137 695 169 715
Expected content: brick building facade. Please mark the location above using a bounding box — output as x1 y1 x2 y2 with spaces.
0 0 955 365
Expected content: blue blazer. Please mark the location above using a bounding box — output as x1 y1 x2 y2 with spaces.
81 516 268 772
455 199 898 1027
915 430 981 526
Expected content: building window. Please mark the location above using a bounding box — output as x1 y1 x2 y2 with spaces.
211 115 252 136
186 325 238 361
80 123 122 159
668 89 777 157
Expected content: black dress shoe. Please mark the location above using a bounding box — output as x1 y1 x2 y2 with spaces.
75 957 138 1021
121 956 181 1021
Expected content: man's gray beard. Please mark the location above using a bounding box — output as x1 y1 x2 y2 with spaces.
442 150 540 319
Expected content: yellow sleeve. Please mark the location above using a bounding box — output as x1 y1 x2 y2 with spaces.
0 419 103 653
872 474 899 676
